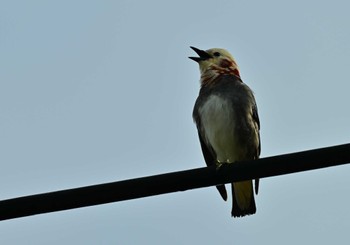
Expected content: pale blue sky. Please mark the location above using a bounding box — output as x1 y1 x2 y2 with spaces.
1 1 350 244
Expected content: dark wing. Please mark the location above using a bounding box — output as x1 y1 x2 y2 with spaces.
252 103 261 157
197 131 228 201
193 87 228 201
192 96 217 168
197 131 216 167
252 103 261 194
193 102 228 201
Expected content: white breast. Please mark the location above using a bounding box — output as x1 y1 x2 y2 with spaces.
198 95 240 163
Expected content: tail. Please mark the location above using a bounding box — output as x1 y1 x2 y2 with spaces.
231 180 256 217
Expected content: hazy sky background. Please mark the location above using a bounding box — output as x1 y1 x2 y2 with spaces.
1 1 350 244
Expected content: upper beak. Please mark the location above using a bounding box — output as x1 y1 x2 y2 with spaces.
189 46 212 62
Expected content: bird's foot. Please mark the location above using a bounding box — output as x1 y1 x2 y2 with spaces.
216 161 223 170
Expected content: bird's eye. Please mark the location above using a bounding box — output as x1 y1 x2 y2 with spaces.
213 52 221 57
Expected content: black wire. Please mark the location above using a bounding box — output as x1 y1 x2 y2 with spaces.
1 143 350 221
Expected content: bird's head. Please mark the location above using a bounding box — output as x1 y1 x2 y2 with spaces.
189 46 240 86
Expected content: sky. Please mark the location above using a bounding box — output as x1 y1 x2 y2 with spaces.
1 0 350 244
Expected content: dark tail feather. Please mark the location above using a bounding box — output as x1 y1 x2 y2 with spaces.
231 183 256 217
216 184 227 201
255 178 259 195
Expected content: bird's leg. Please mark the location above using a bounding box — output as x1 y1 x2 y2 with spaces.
216 159 233 170
216 160 223 170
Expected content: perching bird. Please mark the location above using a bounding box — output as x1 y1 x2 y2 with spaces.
190 46 261 217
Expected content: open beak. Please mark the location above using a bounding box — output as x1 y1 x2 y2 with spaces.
189 46 212 62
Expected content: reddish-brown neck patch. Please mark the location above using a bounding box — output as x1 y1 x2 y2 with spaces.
200 58 240 87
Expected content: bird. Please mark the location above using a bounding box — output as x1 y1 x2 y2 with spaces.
190 46 261 217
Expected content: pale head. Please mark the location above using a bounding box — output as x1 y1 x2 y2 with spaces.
189 46 240 85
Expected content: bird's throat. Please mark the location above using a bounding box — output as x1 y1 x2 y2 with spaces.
200 67 240 87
